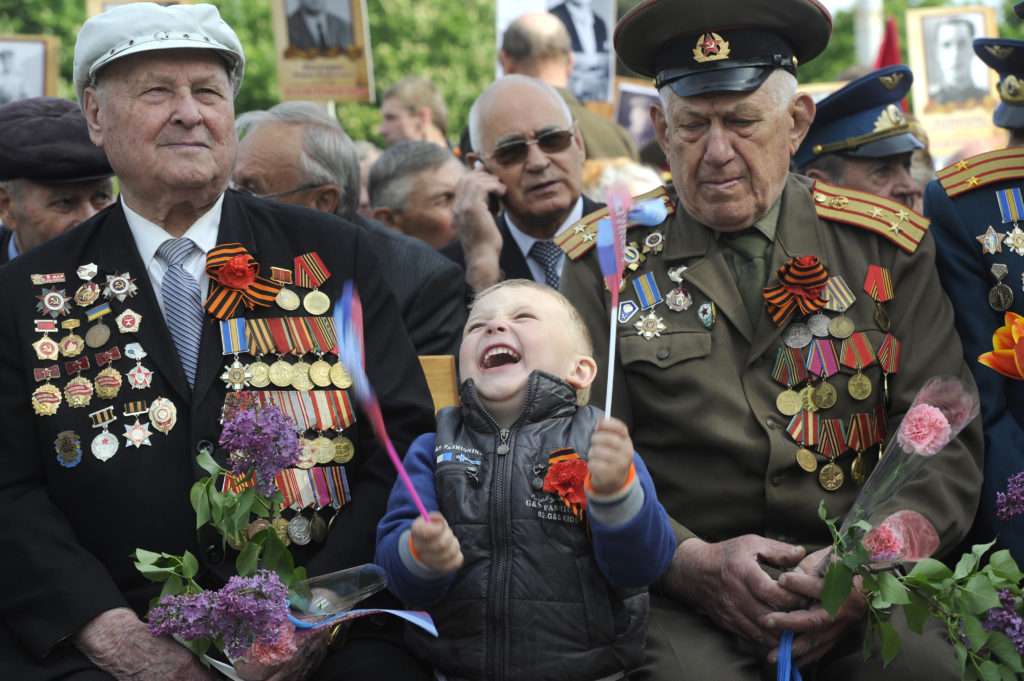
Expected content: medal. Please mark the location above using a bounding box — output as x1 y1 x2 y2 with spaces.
309 359 332 388
103 272 138 302
698 302 716 329
287 515 313 546
815 418 847 492
1005 226 1024 256
617 300 639 324
149 397 177 434
807 313 831 338
977 225 1005 255
642 231 664 255
123 419 153 448
294 252 332 315
812 382 838 410
270 266 301 311
297 439 317 469
665 287 692 312
115 309 142 334
31 365 63 416
839 332 875 401
249 361 271 388
771 347 809 417
245 317 275 388
89 406 119 461
64 356 94 407
32 319 60 361
632 272 664 310
799 385 818 413
58 319 86 358
310 513 328 543
84 303 113 349
822 276 856 339
219 318 252 391
312 435 335 465
272 518 291 546
308 316 338 388
36 287 71 319
847 413 877 485
291 361 314 390
783 323 812 349
863 265 894 332
30 272 65 286
989 263 1014 312
270 360 293 387
333 435 355 463
818 462 844 491
124 343 154 390
94 346 123 400
795 447 818 473
877 333 901 411
667 265 687 283
634 311 666 340
624 242 645 272
805 339 840 411
330 362 352 389
786 410 821 456
74 264 101 307
54 431 83 468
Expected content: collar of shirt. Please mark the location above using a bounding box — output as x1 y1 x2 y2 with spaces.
6 230 18 261
505 196 583 284
711 195 782 244
122 194 223 310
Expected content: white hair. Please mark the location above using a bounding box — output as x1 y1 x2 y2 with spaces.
468 75 573 153
657 69 798 113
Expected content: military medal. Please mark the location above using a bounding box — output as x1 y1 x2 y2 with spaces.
330 361 353 389
642 231 664 255
271 266 301 312
1005 226 1024 256
310 435 334 465
839 332 876 401
877 333 901 412
989 263 1014 312
847 413 877 485
31 365 63 416
124 419 153 448
308 317 337 388
59 319 86 358
806 339 840 410
75 264 101 307
89 406 119 461
624 242 645 272
977 226 1005 255
285 317 317 390
245 317 275 389
634 311 666 340
667 265 687 283
103 272 138 302
63 356 93 408
665 287 692 312
698 302 716 330
783 323 812 349
124 343 154 390
149 397 177 434
807 313 831 338
294 252 332 315
272 517 291 546
787 411 820 474
333 434 355 463
632 272 664 311
297 439 317 469
36 287 71 319
263 318 296 388
219 318 252 391
771 347 808 417
617 300 639 324
54 431 83 468
815 418 847 492
115 309 142 334
821 276 856 340
32 319 60 361
795 448 818 473
84 303 113 349
287 514 313 546
863 265 894 332
763 256 828 327
94 346 123 400
30 272 65 286
310 513 328 543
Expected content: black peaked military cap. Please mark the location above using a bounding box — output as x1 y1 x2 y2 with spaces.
615 0 833 97
975 38 1024 130
0 97 113 183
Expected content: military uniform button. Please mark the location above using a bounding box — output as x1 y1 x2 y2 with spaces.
764 417 777 430
656 348 670 360
196 439 214 455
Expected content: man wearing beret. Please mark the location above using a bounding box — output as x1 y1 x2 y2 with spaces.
0 4 434 681
0 97 115 265
794 65 924 212
560 1 982 679
924 37 1024 566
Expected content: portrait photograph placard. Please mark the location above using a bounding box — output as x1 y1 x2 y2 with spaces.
0 35 59 105
613 78 658 148
272 0 374 102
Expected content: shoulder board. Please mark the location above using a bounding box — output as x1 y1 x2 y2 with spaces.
937 147 1024 198
556 185 674 261
811 180 928 255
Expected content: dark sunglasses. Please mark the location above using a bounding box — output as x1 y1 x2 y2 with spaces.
487 128 574 166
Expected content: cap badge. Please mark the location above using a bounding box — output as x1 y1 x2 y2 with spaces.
1000 75 1024 104
692 32 730 63
878 73 904 90
873 104 907 133
985 45 1014 60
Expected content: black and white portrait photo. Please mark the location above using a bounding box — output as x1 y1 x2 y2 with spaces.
615 80 659 149
0 39 46 106
286 0 353 52
921 11 991 107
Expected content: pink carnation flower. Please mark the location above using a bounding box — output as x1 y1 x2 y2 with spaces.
862 510 939 563
897 403 952 456
246 621 297 667
863 523 904 562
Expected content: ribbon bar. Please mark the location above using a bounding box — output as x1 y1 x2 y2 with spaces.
95 346 122 367
65 357 91 375
33 365 60 382
863 265 894 303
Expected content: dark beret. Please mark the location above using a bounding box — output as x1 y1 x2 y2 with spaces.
0 97 113 183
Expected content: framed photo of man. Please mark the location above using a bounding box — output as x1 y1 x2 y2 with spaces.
798 81 846 104
271 0 374 102
495 0 616 103
614 78 658 148
86 0 193 17
0 35 58 106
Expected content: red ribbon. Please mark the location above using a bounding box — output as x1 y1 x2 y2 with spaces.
34 365 60 382
64 357 90 375
95 345 122 367
762 256 829 326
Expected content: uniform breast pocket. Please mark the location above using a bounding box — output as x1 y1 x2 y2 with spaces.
618 329 712 370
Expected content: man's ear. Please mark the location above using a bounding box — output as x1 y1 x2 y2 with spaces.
415 106 433 134
371 206 397 227
651 99 669 155
788 92 816 156
0 185 13 227
801 166 831 184
565 354 598 392
498 50 515 74
82 87 105 147
312 185 340 214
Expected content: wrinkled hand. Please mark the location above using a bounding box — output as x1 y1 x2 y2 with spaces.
234 628 330 681
452 169 506 292
661 536 808 648
761 547 867 666
410 511 463 575
75 608 217 681
587 417 634 495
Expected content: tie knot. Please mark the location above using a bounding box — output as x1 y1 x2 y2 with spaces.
530 239 561 267
157 238 197 267
722 229 769 261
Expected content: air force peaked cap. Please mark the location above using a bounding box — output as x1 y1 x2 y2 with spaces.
74 2 245 103
794 65 922 169
0 97 113 183
975 38 1024 130
614 0 833 97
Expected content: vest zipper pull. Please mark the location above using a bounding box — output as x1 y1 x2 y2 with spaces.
496 428 510 455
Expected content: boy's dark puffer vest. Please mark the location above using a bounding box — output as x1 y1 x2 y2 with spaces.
407 371 648 681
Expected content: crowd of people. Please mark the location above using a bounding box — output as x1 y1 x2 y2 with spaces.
0 0 1022 680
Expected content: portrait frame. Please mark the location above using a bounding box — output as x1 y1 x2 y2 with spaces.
613 77 658 149
0 35 59 105
86 0 193 17
271 0 375 103
798 81 846 104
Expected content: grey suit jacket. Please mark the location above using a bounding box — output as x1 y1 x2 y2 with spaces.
287 10 352 50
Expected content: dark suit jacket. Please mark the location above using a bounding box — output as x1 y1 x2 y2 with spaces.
0 191 434 679
0 226 12 266
550 3 608 53
353 215 466 356
287 9 352 50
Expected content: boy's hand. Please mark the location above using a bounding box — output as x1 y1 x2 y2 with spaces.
410 511 464 575
588 417 634 495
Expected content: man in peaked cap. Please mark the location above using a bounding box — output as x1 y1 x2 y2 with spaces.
924 36 1024 572
560 1 981 679
0 3 434 681
0 97 115 265
795 65 924 211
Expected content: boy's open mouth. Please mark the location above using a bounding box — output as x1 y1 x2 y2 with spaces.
480 344 522 369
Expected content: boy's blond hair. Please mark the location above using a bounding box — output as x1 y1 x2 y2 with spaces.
470 279 594 404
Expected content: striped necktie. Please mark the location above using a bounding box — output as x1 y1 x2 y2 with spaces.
156 238 204 386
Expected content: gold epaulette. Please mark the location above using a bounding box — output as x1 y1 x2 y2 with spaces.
556 185 674 261
811 180 928 255
937 147 1024 198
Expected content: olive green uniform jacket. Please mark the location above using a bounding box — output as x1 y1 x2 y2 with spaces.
558 88 638 161
561 174 983 557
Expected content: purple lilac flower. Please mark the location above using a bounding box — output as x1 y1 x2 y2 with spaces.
983 589 1024 655
219 406 301 496
997 472 1024 522
147 570 291 660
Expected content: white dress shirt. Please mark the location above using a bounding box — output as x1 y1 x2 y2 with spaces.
505 197 583 285
565 2 597 54
122 195 223 315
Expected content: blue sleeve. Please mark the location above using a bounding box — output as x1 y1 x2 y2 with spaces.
588 453 677 588
925 181 1024 559
374 432 457 608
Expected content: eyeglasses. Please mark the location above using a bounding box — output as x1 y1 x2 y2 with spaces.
231 181 328 200
486 128 574 166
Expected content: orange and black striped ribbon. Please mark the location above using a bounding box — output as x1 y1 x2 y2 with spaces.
294 252 331 289
863 265 894 303
310 317 337 355
762 256 829 326
205 243 282 320
247 318 275 355
839 332 876 370
877 333 901 374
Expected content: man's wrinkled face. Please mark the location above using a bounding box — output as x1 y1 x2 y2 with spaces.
390 158 464 249
84 50 236 203
0 178 114 253
834 153 923 210
653 76 812 232
379 97 421 146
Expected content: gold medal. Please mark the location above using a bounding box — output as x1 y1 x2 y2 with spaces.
32 336 59 361
775 389 802 416
31 383 62 416
297 439 317 469
795 447 818 473
59 319 85 358
848 372 872 401
330 361 352 389
249 361 271 388
303 289 331 316
276 287 300 311
332 435 355 463
828 315 854 339
811 381 837 410
85 321 111 349
220 359 252 391
851 452 868 484
95 367 123 400
313 436 335 465
309 359 333 387
818 462 844 491
272 517 291 546
291 361 314 391
269 359 293 388
799 385 818 413
64 376 95 408
74 282 100 307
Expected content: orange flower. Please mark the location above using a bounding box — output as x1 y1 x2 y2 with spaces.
979 311 1024 380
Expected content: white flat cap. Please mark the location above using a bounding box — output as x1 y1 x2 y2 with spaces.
74 2 245 103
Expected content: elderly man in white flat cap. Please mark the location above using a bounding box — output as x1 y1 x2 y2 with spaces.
0 3 435 681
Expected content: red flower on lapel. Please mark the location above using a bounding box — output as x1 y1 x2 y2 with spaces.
217 254 258 289
543 456 588 518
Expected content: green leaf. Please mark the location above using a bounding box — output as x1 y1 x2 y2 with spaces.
877 572 911 606
180 551 199 580
907 558 953 585
852 520 873 534
963 574 1002 615
954 642 969 676
904 590 930 635
209 488 226 525
134 548 162 565
822 562 854 616
235 537 261 577
963 614 990 651
818 499 828 521
989 550 1024 583
878 620 902 667
988 631 1024 673
954 552 980 581
1001 665 1019 681
972 540 998 560
260 530 296 577
196 450 221 478
979 660 1002 681
191 481 211 529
